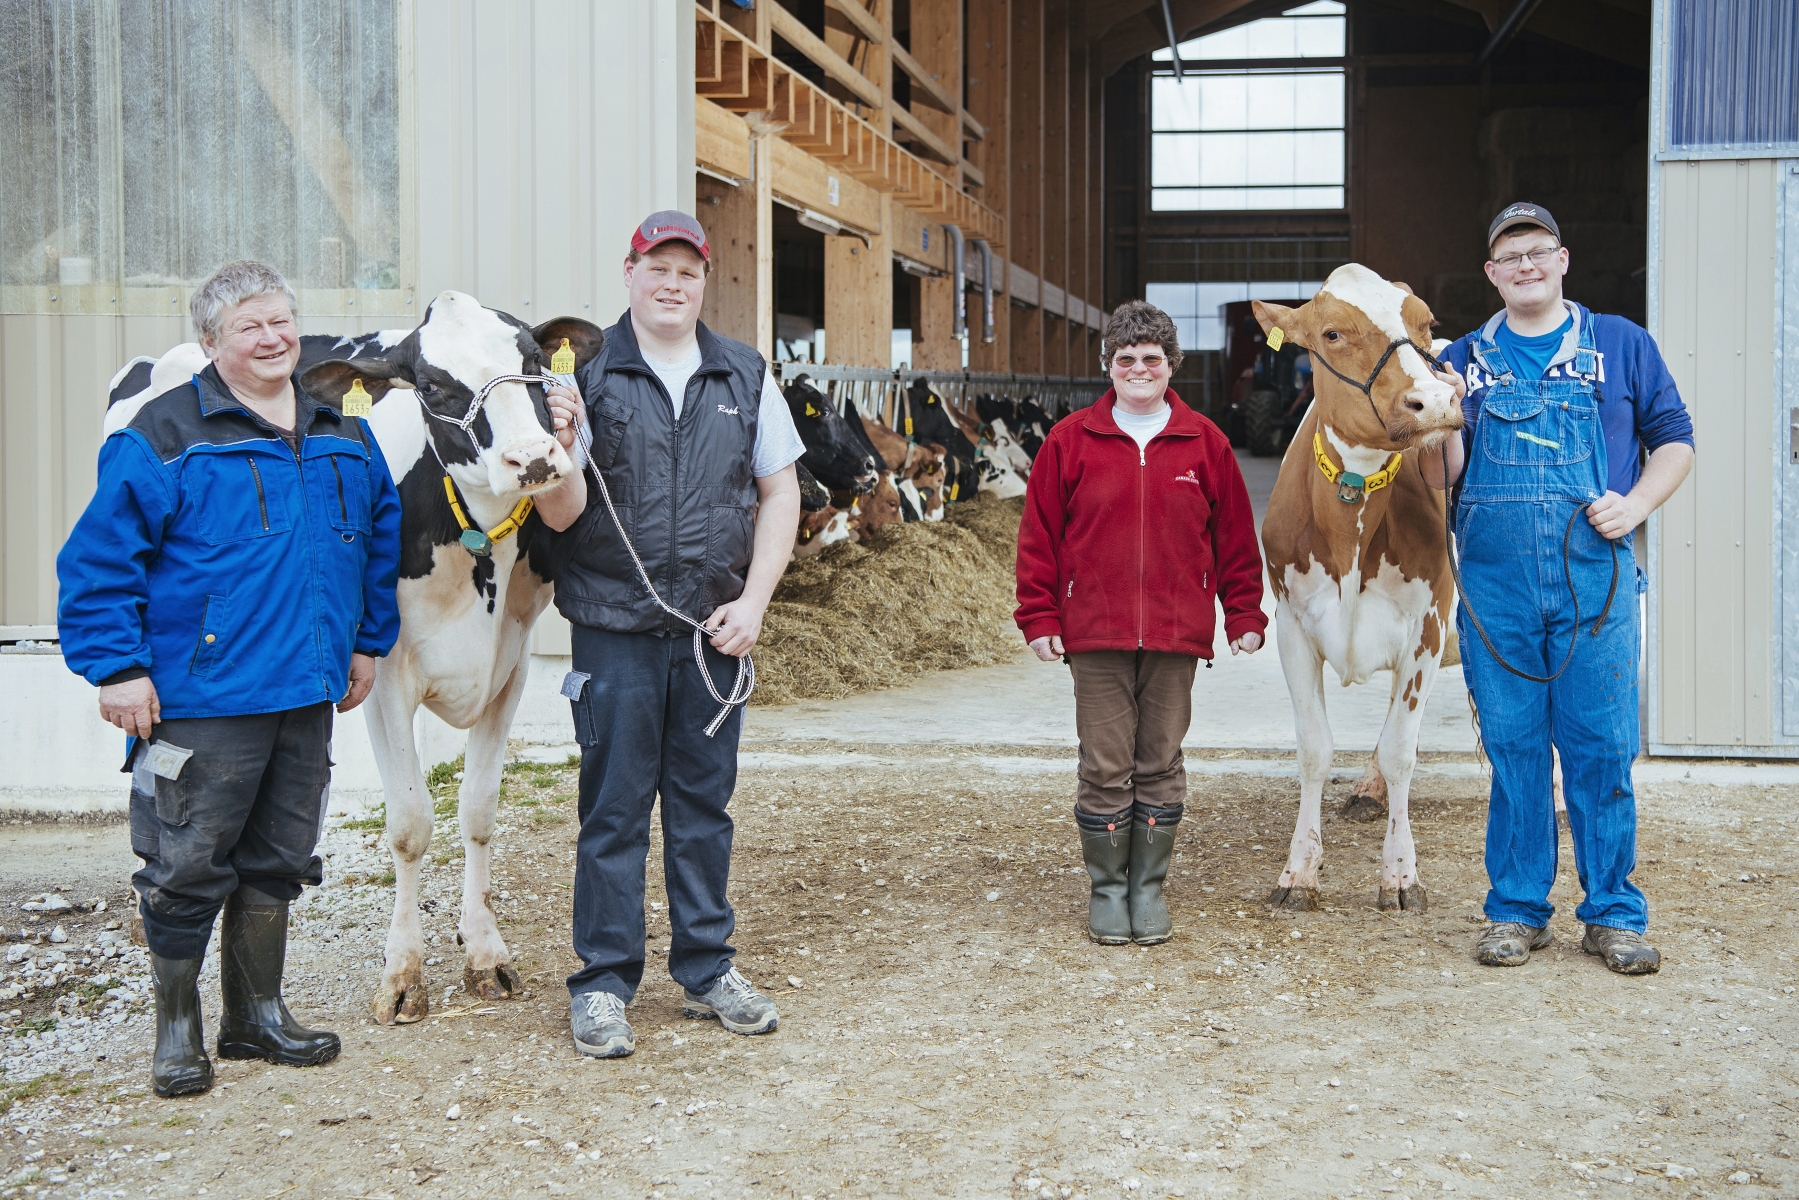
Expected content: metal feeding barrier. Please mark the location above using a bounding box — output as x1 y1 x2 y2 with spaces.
775 362 1108 426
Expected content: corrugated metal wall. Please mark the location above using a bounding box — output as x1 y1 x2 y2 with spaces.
1652 158 1782 752
0 0 693 631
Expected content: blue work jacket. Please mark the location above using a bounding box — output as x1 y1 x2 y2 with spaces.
56 364 402 720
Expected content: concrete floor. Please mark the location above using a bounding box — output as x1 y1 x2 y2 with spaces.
746 449 1480 757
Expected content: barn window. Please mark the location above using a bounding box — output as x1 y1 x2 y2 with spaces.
1145 236 1347 352
1666 0 1798 152
1149 2 1346 212
0 0 402 310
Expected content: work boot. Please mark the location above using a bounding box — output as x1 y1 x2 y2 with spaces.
216 894 340 1067
1077 809 1133 945
571 990 634 1058
1475 921 1552 967
1581 924 1661 975
149 952 213 1098
1129 802 1183 945
683 967 779 1035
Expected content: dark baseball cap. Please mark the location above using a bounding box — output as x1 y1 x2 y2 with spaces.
1488 202 1560 252
631 210 709 260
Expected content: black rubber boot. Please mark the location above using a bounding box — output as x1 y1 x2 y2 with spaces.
217 893 341 1067
149 952 213 1098
1077 809 1134 945
1128 802 1183 945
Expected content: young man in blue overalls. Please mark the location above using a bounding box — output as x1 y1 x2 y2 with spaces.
1424 203 1694 975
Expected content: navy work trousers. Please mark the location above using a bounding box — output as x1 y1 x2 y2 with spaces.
565 625 743 1003
129 703 333 959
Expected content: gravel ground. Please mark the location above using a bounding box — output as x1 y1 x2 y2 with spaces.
1 746 1794 1199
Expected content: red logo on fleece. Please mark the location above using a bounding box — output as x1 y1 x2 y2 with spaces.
1174 469 1201 486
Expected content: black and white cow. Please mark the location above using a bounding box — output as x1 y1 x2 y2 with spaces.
783 376 880 495
110 291 604 1026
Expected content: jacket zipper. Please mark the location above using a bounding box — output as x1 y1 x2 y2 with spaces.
1137 439 1146 649
331 457 347 521
247 458 270 531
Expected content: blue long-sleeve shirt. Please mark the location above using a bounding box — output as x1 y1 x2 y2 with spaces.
1438 301 1694 496
56 364 401 720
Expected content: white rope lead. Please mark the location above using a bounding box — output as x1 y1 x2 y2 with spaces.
566 389 753 737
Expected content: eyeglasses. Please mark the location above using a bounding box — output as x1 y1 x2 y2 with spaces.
1111 354 1166 370
1491 247 1560 273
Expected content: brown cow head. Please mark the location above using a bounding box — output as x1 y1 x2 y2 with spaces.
1252 264 1461 451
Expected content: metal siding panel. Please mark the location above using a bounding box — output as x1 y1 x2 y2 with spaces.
1690 161 1748 745
1743 158 1779 745
1657 161 1700 746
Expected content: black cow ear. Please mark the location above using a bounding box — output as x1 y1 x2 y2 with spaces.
301 358 407 408
532 318 606 371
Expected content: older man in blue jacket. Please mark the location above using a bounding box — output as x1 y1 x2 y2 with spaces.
57 259 401 1098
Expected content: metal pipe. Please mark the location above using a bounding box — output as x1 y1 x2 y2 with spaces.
1159 0 1185 81
943 224 966 339
1473 0 1546 71
971 238 996 344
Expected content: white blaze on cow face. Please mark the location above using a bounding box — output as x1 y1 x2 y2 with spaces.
416 291 572 498
1316 264 1459 439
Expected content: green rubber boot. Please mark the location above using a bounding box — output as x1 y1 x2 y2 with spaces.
1128 803 1183 945
1077 811 1134 945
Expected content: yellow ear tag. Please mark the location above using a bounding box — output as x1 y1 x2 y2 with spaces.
550 337 576 376
344 378 372 417
1267 326 1285 351
904 417 914 436
806 403 820 417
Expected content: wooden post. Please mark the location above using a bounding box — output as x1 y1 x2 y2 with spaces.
695 174 759 347
824 193 893 367
1043 0 1068 376
966 0 1011 372
1008 0 1043 374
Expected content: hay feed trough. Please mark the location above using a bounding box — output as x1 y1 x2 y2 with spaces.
751 494 1025 706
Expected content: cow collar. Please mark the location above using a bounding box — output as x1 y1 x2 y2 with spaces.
442 475 533 557
1313 429 1402 504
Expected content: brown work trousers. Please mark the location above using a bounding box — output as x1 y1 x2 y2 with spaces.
1068 650 1198 818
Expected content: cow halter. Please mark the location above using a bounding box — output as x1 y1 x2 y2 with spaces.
417 373 554 444
1306 334 1451 428
1313 430 1403 504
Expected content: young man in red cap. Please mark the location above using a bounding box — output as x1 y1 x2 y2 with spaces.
535 211 804 1058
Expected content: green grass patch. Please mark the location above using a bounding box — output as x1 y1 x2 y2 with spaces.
426 755 465 791
2 1072 61 1109
16 1017 57 1034
341 804 386 833
529 809 568 827
375 870 397 887
101 1090 143 1104
162 1113 192 1127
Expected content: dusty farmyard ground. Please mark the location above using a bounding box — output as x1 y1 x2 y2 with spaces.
2 746 1794 1200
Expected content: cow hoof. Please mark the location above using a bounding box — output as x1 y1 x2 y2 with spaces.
1341 794 1387 823
463 962 524 1001
374 981 429 1026
1378 885 1428 913
1267 885 1321 912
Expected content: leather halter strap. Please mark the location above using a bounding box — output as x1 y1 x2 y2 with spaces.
1310 337 1450 427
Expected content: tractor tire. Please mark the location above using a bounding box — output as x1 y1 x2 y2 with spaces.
1243 389 1285 457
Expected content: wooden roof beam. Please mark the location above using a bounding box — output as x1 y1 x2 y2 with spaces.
767 0 884 110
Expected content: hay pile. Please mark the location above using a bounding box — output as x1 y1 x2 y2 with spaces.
751 493 1026 705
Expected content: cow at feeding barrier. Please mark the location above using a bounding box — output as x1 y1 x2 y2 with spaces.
1254 265 1463 914
783 376 880 497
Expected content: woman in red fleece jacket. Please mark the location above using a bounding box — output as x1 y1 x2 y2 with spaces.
1016 300 1268 946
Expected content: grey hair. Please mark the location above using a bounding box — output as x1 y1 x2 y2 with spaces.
189 260 298 344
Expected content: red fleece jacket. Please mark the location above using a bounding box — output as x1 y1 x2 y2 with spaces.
1014 391 1267 658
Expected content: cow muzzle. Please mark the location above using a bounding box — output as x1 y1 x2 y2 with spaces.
499 435 569 492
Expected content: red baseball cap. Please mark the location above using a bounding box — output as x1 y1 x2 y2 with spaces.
631 210 710 261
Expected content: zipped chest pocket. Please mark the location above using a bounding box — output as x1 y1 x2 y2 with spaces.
188 451 295 544
322 452 373 534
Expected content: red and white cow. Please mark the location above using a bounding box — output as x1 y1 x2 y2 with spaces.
1253 265 1461 913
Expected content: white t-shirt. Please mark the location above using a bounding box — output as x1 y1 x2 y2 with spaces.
1113 402 1172 451
645 347 806 479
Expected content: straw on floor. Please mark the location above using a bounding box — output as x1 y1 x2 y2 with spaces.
750 494 1026 706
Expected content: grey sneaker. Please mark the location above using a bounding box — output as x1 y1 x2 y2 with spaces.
1476 921 1552 966
571 990 634 1058
1581 925 1661 975
682 967 779 1035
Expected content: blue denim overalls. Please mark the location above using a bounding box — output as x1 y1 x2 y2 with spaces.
1455 316 1646 934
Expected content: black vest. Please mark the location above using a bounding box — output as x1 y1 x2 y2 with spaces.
551 314 764 634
